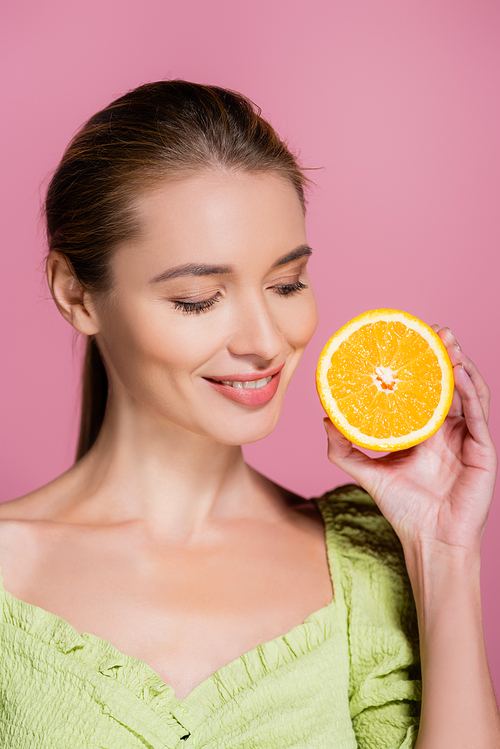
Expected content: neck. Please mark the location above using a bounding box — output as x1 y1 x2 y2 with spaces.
59 393 280 541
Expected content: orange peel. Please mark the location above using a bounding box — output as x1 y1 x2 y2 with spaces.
316 309 454 451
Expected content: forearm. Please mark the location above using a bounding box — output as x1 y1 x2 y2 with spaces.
403 540 500 749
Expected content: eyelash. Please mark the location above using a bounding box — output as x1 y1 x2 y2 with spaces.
273 281 307 296
173 296 221 314
173 281 308 315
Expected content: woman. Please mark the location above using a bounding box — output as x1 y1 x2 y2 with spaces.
0 80 498 748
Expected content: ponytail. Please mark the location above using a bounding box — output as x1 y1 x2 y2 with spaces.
76 337 108 461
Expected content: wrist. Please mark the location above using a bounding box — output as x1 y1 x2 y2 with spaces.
401 538 481 623
402 535 481 565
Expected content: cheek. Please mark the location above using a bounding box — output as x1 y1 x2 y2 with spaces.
98 301 220 393
280 293 319 350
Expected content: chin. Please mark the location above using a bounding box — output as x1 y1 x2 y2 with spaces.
206 406 282 446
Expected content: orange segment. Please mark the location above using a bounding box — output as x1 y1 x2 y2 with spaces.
316 310 454 451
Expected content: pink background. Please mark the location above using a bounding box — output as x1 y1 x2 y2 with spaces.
1 0 499 689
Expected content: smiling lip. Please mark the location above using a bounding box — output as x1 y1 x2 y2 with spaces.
203 365 284 406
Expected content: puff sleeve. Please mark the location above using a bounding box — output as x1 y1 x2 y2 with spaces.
325 485 422 748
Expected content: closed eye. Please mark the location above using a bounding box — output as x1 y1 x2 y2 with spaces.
273 281 307 296
172 280 307 314
173 294 221 314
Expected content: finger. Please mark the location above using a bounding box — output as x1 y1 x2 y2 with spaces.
432 326 464 419
438 328 490 422
447 380 464 419
455 357 489 422
323 418 381 489
453 363 492 448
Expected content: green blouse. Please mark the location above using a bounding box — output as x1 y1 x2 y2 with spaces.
0 484 421 748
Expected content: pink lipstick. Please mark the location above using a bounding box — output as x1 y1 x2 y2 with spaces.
203 365 283 406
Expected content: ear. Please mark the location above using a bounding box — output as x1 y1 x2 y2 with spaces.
46 251 100 336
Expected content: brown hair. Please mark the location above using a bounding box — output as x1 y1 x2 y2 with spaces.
45 80 311 461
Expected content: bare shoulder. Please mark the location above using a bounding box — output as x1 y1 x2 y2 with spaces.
258 475 324 529
0 492 43 550
0 499 40 591
282 492 324 529
0 494 40 521
0 482 59 523
247 464 324 527
0 464 79 523
0 479 71 583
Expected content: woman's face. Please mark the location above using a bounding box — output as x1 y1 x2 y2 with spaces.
94 170 318 445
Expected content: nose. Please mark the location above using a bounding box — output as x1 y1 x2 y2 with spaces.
227 292 284 363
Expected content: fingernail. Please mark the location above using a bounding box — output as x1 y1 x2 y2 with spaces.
445 326 459 346
323 419 329 434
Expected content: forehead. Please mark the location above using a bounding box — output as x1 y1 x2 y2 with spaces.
127 170 307 266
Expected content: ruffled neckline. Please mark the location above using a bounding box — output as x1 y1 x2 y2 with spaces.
0 494 345 734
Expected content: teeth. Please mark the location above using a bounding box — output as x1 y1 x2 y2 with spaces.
220 376 272 389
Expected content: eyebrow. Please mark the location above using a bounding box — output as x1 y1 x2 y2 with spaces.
273 245 313 267
149 245 313 284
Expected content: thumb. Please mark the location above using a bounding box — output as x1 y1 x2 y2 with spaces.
323 417 376 486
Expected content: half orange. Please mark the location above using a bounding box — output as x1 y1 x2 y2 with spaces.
316 309 454 451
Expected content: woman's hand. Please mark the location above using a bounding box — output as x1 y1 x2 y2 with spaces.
324 325 498 553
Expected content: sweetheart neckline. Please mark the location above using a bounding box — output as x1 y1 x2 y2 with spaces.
0 495 342 706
